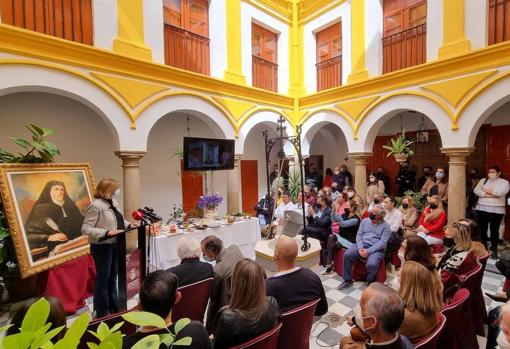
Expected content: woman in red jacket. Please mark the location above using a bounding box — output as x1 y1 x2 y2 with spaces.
417 195 447 246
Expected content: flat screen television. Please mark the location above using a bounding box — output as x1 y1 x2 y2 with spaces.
183 137 235 171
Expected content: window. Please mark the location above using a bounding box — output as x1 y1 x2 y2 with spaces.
251 23 278 92
488 0 510 45
0 0 93 45
382 0 427 73
316 22 342 91
163 0 210 75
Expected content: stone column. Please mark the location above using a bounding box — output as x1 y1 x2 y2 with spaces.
441 147 474 224
227 155 243 214
348 152 372 200
114 151 146 250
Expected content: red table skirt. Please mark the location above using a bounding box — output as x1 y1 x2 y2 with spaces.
37 255 96 314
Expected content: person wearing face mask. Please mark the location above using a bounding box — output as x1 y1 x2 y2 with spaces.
333 165 351 189
417 166 433 190
331 182 341 201
382 197 403 263
368 193 383 212
437 223 479 290
474 166 510 258
304 196 332 266
396 162 415 197
82 178 138 318
366 172 385 206
399 196 419 237
416 195 447 246
338 206 391 290
200 235 244 333
424 167 449 206
340 283 413 349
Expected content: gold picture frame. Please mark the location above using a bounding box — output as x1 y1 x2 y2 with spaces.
0 163 95 278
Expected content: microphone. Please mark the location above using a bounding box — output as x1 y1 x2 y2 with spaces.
132 207 163 223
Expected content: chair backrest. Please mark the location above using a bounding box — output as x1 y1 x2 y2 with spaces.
460 263 483 292
277 299 320 349
231 323 282 349
414 313 446 349
78 310 137 349
172 277 213 323
478 251 492 270
442 288 470 313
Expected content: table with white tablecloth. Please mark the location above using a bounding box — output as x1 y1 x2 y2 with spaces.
147 218 261 270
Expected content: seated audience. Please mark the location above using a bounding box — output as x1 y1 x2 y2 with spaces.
304 195 332 245
201 235 244 332
324 200 361 274
213 259 281 349
254 192 275 230
399 196 419 237
7 296 66 341
122 270 211 349
398 261 443 344
338 206 391 290
366 172 385 205
459 218 488 258
416 195 447 246
438 223 479 288
340 283 413 349
168 237 214 287
383 196 403 262
352 194 368 218
324 187 333 202
368 193 383 212
266 236 328 315
274 191 297 224
304 184 317 207
345 185 356 199
295 191 310 212
331 182 341 201
331 193 349 234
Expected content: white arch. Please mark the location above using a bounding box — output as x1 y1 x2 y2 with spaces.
354 94 454 152
0 64 128 149
238 110 295 154
135 95 237 151
301 110 354 155
458 75 510 148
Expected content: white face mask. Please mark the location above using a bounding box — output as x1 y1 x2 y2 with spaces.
113 189 121 197
497 331 510 349
436 172 444 180
488 173 498 180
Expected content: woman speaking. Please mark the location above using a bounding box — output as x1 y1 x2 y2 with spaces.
82 178 136 318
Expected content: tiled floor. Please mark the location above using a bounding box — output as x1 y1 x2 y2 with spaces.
0 245 507 348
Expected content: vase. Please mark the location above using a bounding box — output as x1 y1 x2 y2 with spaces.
205 209 217 221
394 153 409 163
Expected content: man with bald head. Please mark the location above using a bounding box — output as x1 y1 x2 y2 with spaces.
265 236 328 315
339 205 391 290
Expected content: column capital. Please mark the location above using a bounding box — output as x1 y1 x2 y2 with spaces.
348 152 373 162
440 147 474 157
114 151 147 167
234 154 244 161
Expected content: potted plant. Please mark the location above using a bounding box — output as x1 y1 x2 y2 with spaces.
0 124 60 300
382 129 415 163
286 167 301 202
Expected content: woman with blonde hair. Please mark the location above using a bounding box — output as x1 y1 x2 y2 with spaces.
438 222 479 287
82 178 137 318
416 195 447 246
400 196 419 237
352 194 367 218
399 261 443 344
213 259 281 348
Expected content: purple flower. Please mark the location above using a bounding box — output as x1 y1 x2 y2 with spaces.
197 193 223 210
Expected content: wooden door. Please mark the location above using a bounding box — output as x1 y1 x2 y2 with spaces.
489 0 510 45
181 161 203 212
252 23 278 92
241 160 259 215
367 135 400 196
486 125 510 238
383 0 427 73
316 22 342 91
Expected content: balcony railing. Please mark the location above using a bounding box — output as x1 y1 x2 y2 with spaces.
164 24 210 75
316 55 342 91
0 0 93 44
489 0 510 45
382 23 426 74
252 55 278 92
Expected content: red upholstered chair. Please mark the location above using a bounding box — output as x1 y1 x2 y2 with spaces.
504 278 510 293
231 323 282 349
277 299 320 349
478 251 492 270
351 258 387 283
461 263 486 337
431 244 444 254
79 310 137 349
414 313 446 349
172 277 213 323
390 246 402 268
438 288 476 349
333 247 346 276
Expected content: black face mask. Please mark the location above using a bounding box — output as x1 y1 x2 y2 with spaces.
369 213 377 221
373 198 380 204
344 208 350 214
443 237 455 248
402 203 409 209
332 188 337 193
429 203 438 210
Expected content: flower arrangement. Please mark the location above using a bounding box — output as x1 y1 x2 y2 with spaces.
197 193 223 211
